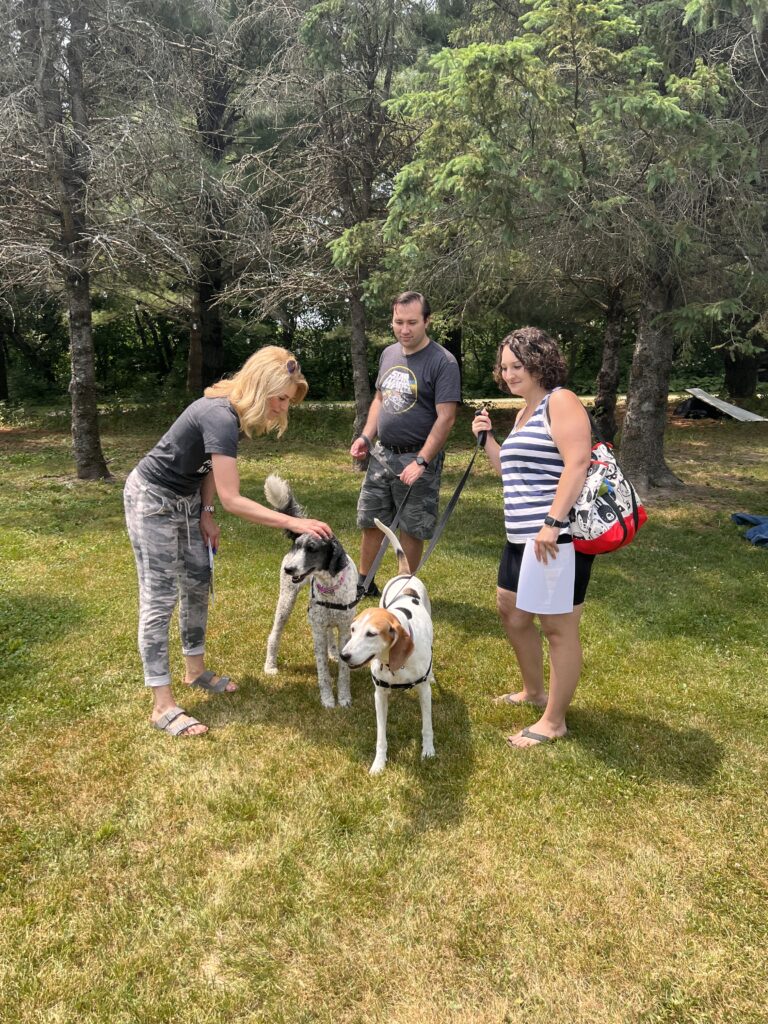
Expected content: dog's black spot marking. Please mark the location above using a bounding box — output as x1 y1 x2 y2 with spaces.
397 606 414 620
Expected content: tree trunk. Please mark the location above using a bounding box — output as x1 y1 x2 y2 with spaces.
592 296 625 442
349 284 372 465
443 323 463 378
35 0 110 479
135 307 172 375
198 268 225 389
723 347 759 400
0 334 8 402
194 57 230 391
619 274 682 493
187 301 203 394
67 260 111 479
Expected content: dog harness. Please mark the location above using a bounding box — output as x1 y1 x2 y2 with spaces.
372 596 432 690
372 657 432 690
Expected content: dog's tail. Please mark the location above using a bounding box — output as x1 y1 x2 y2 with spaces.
373 517 411 577
264 474 306 536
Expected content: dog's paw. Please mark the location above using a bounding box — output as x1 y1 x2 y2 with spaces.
320 692 336 709
337 694 352 708
421 744 435 760
263 662 278 676
369 757 387 775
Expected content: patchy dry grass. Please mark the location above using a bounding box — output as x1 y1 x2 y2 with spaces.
1 403 767 1024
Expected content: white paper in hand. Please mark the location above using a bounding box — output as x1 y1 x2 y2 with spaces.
207 540 215 604
515 539 575 615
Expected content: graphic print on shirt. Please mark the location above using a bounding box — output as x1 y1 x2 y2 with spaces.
196 459 212 476
380 365 417 415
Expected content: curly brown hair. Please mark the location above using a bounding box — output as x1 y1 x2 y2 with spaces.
493 327 568 393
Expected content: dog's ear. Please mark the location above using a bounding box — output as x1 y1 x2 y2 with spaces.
387 622 414 672
325 537 348 577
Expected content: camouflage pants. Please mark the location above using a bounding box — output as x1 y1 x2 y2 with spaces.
124 469 210 687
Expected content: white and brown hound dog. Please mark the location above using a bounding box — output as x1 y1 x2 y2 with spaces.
263 475 358 708
340 518 435 774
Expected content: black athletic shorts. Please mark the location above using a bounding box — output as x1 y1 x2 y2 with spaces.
497 536 595 606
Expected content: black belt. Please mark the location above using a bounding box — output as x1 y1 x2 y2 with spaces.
380 443 423 455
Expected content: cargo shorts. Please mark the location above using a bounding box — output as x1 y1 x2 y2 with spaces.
356 443 444 541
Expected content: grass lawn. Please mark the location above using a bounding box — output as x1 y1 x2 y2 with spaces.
1 401 767 1024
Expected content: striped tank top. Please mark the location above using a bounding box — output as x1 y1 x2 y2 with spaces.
500 389 567 542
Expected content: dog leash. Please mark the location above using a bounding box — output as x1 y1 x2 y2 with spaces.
359 447 414 595
363 433 485 600
413 435 484 575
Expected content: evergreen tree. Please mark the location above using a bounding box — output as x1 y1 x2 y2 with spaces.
382 0 765 488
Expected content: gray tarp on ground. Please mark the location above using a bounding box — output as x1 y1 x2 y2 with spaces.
685 388 767 422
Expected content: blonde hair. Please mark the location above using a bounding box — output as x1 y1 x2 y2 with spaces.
204 346 308 437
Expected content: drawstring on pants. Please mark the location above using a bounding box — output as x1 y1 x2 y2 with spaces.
145 488 195 545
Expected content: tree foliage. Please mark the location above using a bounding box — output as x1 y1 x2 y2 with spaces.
0 0 765 482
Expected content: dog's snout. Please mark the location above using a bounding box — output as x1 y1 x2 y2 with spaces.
339 650 351 662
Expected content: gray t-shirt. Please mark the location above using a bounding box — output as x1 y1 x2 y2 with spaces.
376 340 461 448
137 397 240 495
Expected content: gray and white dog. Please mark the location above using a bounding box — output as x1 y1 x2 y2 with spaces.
263 474 359 708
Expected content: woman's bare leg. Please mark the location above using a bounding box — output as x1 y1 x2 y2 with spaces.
507 603 584 747
495 588 547 706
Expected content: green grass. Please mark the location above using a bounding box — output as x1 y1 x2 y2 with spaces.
1 404 767 1023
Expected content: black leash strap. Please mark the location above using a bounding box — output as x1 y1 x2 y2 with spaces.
364 434 483 598
414 437 483 574
360 481 413 595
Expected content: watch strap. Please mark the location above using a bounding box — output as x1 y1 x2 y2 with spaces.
543 514 569 528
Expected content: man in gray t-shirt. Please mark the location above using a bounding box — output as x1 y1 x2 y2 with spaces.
350 291 461 595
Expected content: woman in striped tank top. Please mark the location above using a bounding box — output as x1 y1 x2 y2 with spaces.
472 327 593 748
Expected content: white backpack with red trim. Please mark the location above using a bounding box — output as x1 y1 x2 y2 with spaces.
569 441 647 554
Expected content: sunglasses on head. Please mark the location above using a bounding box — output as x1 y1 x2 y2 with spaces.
286 358 300 374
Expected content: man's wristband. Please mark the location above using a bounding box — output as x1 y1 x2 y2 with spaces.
359 433 373 448
202 505 215 514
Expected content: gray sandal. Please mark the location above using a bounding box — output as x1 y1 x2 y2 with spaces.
189 670 234 693
152 706 207 737
506 727 567 747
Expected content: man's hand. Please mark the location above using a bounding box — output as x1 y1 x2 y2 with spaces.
399 460 427 486
350 436 370 460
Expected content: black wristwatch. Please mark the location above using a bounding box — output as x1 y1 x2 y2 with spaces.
543 514 569 529
415 455 429 468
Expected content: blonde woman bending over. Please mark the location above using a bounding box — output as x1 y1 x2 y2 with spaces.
124 347 333 737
